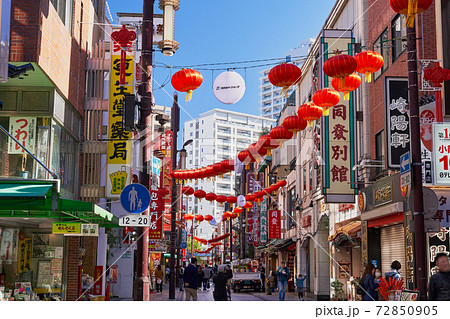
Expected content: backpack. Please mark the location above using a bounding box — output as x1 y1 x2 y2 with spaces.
356 276 366 295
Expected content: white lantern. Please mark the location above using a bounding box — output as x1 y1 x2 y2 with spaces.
213 70 246 104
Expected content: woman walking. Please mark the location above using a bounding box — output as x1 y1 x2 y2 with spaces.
155 265 164 293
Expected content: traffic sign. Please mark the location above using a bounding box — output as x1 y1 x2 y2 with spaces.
400 151 410 174
180 243 187 249
152 156 161 176
120 183 151 214
400 171 411 188
119 215 150 227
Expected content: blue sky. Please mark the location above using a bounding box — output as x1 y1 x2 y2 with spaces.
108 0 337 128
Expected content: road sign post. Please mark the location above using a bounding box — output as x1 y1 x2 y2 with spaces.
120 183 151 214
400 152 411 188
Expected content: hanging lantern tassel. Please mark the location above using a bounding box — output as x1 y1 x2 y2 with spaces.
323 107 330 116
245 164 250 170
343 91 350 100
308 120 314 128
339 77 345 87
365 72 372 83
406 0 418 27
186 90 193 102
281 86 290 97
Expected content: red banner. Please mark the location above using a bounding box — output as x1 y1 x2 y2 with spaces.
149 185 164 240
268 210 281 239
94 265 103 295
161 130 173 202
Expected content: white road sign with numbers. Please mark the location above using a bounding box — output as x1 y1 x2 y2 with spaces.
119 215 150 227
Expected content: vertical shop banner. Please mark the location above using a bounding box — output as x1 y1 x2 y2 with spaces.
8 117 36 154
246 173 256 194
385 78 410 168
149 184 164 240
260 198 268 243
420 102 436 184
432 123 450 185
18 237 32 273
268 210 281 239
160 130 173 203
106 27 135 198
0 228 18 262
253 213 259 247
428 228 450 276
320 30 356 203
94 266 103 295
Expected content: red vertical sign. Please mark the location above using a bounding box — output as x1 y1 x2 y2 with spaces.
161 130 173 203
268 210 281 239
94 265 103 295
149 185 164 239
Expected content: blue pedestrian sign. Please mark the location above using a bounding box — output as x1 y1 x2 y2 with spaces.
400 152 410 174
120 183 150 214
181 243 187 249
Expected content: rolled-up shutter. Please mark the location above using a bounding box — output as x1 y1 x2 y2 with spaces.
380 224 405 277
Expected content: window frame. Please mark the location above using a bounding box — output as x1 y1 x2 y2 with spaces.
391 14 407 62
373 27 390 81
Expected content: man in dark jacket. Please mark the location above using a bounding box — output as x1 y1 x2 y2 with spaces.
429 253 450 301
183 258 198 301
212 266 229 301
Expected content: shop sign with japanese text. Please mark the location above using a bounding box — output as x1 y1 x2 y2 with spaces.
246 173 256 194
160 130 173 202
432 123 450 185
420 102 436 184
149 184 164 240
428 227 450 276
385 78 410 168
94 266 103 295
268 210 281 239
430 189 450 227
106 27 135 198
18 237 31 273
52 222 81 234
81 224 99 237
8 117 36 154
260 198 268 243
320 31 356 203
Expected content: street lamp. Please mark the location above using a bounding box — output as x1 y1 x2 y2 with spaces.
158 0 180 56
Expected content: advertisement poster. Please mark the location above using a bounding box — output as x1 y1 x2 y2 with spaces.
432 123 450 185
8 117 36 154
0 228 18 262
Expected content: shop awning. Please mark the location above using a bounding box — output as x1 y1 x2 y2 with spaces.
273 238 295 251
0 180 119 227
328 220 361 242
257 156 272 173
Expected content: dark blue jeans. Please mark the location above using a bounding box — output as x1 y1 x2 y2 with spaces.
278 281 287 300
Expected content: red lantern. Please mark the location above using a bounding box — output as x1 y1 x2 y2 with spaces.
270 125 293 146
227 196 237 205
282 115 307 138
194 189 206 201
222 211 232 221
243 201 253 209
248 142 266 160
182 186 195 196
184 214 194 221
231 213 238 219
331 73 361 100
312 88 341 116
297 102 324 127
263 188 272 196
216 195 227 207
221 159 235 173
268 63 303 97
171 68 203 101
390 0 432 27
258 135 279 156
238 149 255 166
204 214 214 222
254 191 265 199
355 51 384 83
323 52 357 87
194 215 204 222
213 162 226 177
245 194 255 202
277 180 287 187
233 206 243 215
247 219 254 225
269 184 279 193
205 192 217 203
204 165 215 179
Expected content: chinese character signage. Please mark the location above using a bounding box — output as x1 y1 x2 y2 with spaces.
52 223 81 234
385 78 410 168
81 224 99 237
246 173 256 194
160 130 173 202
149 184 164 240
106 27 135 198
320 31 356 203
260 198 268 243
18 237 31 273
430 189 450 227
420 102 436 184
268 210 281 239
428 228 450 276
432 123 450 185
8 117 36 154
94 266 103 295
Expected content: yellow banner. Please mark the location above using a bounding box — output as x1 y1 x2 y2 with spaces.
18 238 31 273
52 222 81 234
107 52 134 165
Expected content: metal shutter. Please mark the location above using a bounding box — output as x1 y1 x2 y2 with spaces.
380 224 405 278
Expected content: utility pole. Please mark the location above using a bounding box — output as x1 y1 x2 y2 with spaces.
134 0 154 301
406 23 427 300
169 92 180 299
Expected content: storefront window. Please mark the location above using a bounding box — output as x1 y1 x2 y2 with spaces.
51 120 80 199
0 226 65 301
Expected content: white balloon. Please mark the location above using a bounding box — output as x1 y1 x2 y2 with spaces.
213 70 246 104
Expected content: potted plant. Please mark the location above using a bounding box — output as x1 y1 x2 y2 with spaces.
331 280 347 301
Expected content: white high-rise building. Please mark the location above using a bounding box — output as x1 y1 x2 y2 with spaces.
182 109 273 239
259 40 314 120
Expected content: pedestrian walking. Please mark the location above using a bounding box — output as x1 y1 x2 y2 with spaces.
179 264 185 292
384 260 402 279
428 253 450 301
258 263 266 290
295 274 307 301
360 263 379 301
183 258 199 301
212 265 229 301
276 262 290 300
155 265 164 293
197 265 204 289
203 265 211 290
225 264 233 300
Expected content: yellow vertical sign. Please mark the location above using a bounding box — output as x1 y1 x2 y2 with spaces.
106 27 135 197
